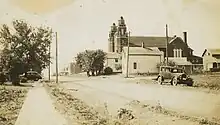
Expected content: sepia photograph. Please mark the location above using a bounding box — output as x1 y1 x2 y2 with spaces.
0 0 220 125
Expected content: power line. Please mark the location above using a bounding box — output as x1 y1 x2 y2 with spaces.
125 31 130 78
166 24 169 65
55 32 58 84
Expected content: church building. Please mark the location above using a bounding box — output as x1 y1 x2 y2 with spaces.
106 16 203 75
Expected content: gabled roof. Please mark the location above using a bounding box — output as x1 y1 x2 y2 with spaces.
123 46 162 55
202 48 220 57
169 37 193 50
129 36 172 48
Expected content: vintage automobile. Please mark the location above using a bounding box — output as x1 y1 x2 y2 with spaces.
157 66 193 86
20 71 42 83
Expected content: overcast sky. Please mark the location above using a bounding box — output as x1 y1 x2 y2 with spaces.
1 0 220 75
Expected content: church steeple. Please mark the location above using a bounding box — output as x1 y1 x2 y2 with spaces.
108 23 117 52
115 16 128 53
108 16 128 53
117 16 127 37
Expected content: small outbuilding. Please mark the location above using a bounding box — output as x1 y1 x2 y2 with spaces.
122 46 164 75
202 48 220 71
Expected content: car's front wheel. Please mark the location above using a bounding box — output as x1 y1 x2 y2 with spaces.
34 78 39 81
157 76 163 85
172 77 178 86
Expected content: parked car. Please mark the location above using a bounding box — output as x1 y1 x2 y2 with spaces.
20 71 42 82
157 66 193 86
0 72 7 85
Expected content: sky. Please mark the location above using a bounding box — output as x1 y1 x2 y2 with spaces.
0 0 220 75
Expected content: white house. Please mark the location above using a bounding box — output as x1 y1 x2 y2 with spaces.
202 48 220 71
122 46 164 75
104 52 122 72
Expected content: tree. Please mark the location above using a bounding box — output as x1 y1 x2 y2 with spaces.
76 49 106 77
0 19 52 85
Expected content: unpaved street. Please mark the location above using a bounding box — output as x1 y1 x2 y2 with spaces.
56 75 220 124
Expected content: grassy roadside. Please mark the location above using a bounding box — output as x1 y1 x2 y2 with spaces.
0 85 29 125
136 74 220 91
128 100 220 125
44 83 136 125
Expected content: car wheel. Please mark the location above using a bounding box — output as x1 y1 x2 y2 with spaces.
34 78 39 81
172 77 178 86
157 76 163 85
187 81 193 86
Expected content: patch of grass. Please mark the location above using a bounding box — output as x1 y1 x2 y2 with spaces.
0 86 28 125
128 100 220 125
192 74 220 90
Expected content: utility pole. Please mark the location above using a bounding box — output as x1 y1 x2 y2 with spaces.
125 31 130 78
48 42 51 81
55 32 58 84
165 24 169 66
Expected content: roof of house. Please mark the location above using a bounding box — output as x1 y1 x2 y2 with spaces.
123 46 163 55
129 36 193 50
129 36 173 48
174 60 192 66
202 48 220 56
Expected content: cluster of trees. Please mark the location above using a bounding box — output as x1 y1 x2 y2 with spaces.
0 20 52 85
75 49 106 76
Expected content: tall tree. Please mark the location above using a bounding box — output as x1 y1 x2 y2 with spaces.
76 49 106 76
0 19 52 85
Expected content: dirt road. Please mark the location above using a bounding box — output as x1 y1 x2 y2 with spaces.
57 75 220 124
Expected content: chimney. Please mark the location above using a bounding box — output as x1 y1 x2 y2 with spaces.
183 32 187 45
141 42 144 48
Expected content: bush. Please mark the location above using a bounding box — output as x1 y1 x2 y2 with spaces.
115 64 122 71
104 67 113 75
210 68 220 72
156 60 177 69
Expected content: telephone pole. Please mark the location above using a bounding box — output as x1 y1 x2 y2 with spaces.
165 24 169 66
125 31 130 78
48 42 51 81
55 32 58 84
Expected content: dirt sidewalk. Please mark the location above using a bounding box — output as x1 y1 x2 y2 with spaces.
15 84 69 125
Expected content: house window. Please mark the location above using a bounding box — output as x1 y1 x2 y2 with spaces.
173 49 182 58
133 62 137 69
115 58 118 62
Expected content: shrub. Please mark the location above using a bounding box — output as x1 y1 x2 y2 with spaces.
115 64 122 70
156 60 177 69
104 67 113 75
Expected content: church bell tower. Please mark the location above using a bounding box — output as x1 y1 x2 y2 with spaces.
115 16 128 53
108 23 117 52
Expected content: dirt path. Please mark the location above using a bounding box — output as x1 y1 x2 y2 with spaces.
60 75 220 124
15 84 69 125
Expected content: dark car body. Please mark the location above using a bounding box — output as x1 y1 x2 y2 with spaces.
20 71 42 82
157 66 193 86
0 72 7 84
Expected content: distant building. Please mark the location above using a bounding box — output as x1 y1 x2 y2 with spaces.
202 49 220 71
107 16 203 75
62 62 82 75
104 52 122 72
69 62 82 74
122 46 164 75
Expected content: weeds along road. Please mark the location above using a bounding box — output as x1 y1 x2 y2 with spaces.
56 75 220 122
